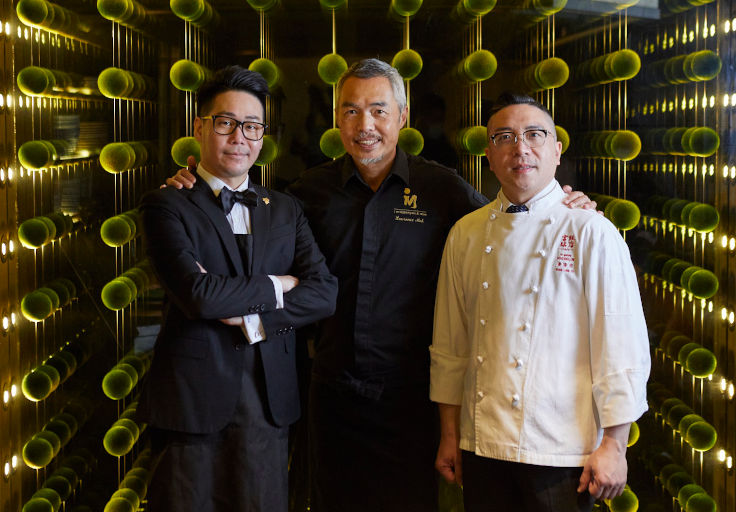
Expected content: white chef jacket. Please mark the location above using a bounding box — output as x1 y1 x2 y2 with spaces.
429 180 650 467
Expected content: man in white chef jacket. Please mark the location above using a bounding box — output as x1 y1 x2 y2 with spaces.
429 92 650 512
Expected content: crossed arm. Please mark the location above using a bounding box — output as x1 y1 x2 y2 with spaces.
140 188 337 331
194 260 298 327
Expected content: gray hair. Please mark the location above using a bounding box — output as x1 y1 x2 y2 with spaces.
336 58 407 113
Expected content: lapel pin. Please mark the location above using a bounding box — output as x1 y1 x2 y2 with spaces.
262 197 270 205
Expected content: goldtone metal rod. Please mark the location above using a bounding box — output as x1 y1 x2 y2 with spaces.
404 15 411 127
127 27 132 144
332 9 336 54
260 9 265 59
554 16 628 48
332 5 336 131
185 23 191 134
406 81 411 128
258 9 272 188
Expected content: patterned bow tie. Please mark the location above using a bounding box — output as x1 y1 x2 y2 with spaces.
219 187 258 215
506 204 528 213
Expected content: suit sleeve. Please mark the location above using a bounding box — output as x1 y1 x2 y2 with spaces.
260 196 338 335
140 189 278 320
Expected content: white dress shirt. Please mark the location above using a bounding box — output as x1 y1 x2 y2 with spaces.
197 165 284 344
430 180 650 467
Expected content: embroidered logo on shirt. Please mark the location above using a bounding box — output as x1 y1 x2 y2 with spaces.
403 188 418 209
395 188 428 223
554 234 576 273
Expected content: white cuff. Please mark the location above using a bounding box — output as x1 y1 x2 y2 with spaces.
241 314 266 344
429 346 470 405
593 369 650 428
268 275 284 309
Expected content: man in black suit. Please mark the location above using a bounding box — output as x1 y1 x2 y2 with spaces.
138 66 337 512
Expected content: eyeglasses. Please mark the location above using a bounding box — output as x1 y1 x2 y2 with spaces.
490 129 550 149
200 115 268 141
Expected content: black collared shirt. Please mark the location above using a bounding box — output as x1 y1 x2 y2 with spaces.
288 148 488 395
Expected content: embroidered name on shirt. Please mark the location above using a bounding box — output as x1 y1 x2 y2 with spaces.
554 234 576 273
394 208 427 223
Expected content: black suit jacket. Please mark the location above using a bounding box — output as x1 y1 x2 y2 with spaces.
137 176 337 433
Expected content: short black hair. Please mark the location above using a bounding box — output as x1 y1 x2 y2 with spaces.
197 65 269 116
488 92 554 122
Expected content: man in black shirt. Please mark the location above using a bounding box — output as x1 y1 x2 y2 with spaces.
285 59 486 512
167 59 592 511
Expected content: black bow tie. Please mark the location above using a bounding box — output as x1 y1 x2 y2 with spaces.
506 204 528 213
219 187 258 215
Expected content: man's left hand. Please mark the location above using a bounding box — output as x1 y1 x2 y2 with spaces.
562 185 597 210
577 434 628 500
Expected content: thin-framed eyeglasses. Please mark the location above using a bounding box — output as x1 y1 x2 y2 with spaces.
490 129 550 149
200 115 268 141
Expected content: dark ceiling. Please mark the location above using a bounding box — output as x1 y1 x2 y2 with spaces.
76 0 661 65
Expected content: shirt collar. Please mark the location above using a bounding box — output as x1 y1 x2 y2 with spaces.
497 179 561 213
197 164 250 197
340 146 410 188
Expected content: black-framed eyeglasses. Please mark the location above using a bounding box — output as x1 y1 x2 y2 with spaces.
490 129 550 149
200 115 268 141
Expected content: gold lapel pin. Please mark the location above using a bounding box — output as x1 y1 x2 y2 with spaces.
262 197 270 205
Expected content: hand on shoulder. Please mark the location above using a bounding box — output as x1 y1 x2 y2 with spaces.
163 155 198 189
562 185 599 212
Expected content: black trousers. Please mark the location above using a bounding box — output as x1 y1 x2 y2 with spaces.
146 344 288 512
462 451 596 512
308 377 439 512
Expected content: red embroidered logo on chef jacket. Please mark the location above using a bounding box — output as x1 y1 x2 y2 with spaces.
554 234 576 273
